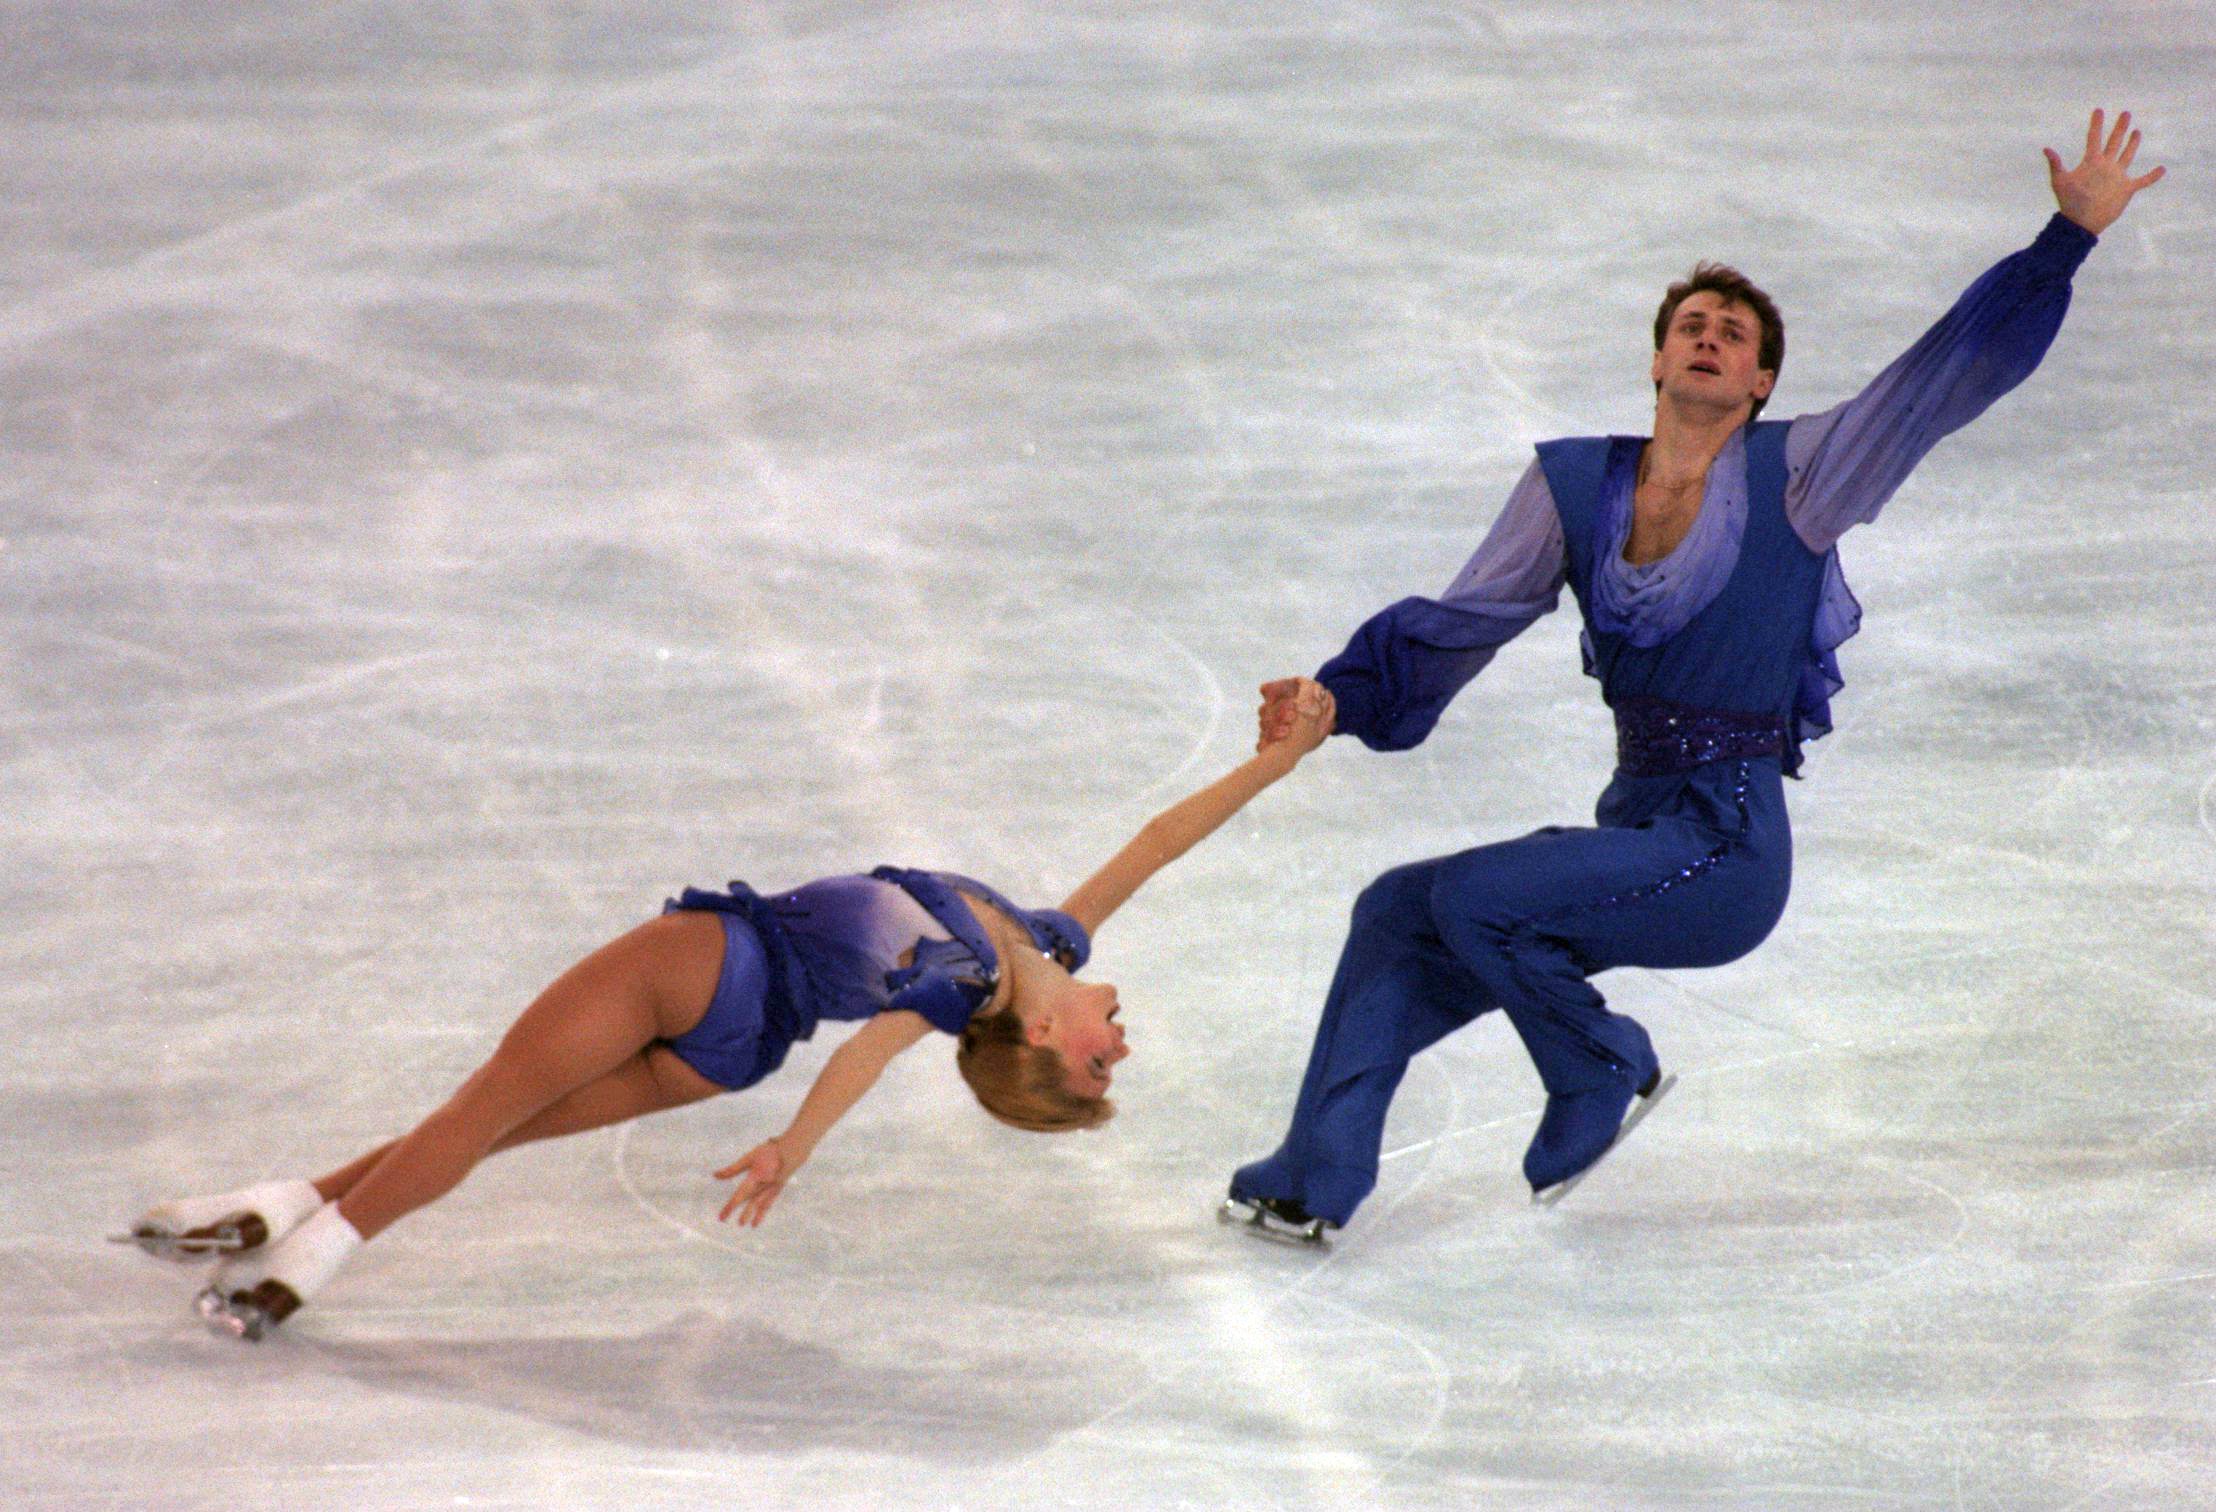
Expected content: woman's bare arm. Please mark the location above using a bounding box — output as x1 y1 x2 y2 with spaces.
715 1008 934 1225
1059 681 1335 938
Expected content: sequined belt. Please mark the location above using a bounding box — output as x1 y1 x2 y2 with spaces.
1613 696 1786 778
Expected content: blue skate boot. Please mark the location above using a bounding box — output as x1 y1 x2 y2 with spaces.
1221 1150 1338 1247
1524 1022 1674 1204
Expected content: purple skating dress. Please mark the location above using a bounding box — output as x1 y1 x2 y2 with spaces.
659 868 1089 1090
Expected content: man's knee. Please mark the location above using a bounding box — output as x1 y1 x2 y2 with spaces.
1427 865 1523 956
1350 862 1435 934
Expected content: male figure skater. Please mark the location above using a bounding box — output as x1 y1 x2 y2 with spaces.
1225 110 2166 1237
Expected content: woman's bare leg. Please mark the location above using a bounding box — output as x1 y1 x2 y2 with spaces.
331 911 726 1240
311 1046 722 1201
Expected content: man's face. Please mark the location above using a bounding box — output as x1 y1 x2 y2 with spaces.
1650 291 1775 418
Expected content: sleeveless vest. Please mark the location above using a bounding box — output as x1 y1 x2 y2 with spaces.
1537 421 1832 775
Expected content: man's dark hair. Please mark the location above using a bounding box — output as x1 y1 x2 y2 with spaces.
1653 264 1785 419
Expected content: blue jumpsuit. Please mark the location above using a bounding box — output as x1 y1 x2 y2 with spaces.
657 868 1090 1090
1235 216 2097 1215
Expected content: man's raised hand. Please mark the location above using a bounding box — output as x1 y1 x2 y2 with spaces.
2047 109 2165 236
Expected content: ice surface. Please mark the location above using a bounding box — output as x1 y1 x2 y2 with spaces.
5 3 2213 1507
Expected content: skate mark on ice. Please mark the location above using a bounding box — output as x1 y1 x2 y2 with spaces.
2123 1097 2216 1150
1637 968 1831 1047
11 1248 132 1378
1380 1105 1525 1165
0 10 795 355
1112 608 1227 810
1464 258 1588 436
1800 1164 1970 1303
2075 1266 2216 1296
1378 1023 1964 1164
611 1120 934 1290
609 1121 763 1265
965 1276 1448 1506
610 1112 933 1286
2051 1470 2132 1512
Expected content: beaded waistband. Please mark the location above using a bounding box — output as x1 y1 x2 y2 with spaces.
1613 696 1785 778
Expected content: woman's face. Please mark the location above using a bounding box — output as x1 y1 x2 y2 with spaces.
1028 973 1129 1097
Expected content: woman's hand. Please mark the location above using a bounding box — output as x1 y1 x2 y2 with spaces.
1258 677 1335 763
715 1139 793 1227
1059 676 1340 936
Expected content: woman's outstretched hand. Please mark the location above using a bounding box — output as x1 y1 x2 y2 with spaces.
1257 677 1335 761
2047 108 2164 235
715 1139 792 1227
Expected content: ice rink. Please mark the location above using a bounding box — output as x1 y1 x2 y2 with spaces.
6 2 2214 1506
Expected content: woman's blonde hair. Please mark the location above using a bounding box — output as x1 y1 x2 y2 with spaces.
956 1006 1115 1132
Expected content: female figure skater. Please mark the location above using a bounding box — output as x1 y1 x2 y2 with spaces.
117 680 1338 1339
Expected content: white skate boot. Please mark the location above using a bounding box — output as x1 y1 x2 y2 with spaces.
192 1205 361 1343
112 1180 323 1264
194 1277 302 1342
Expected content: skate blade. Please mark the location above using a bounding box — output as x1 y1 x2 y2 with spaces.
1217 1197 1332 1248
1534 1072 1677 1209
110 1219 253 1263
193 1286 267 1343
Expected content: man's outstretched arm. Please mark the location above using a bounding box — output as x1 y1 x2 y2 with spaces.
1259 461 1566 753
2047 107 2166 236
1785 108 2167 552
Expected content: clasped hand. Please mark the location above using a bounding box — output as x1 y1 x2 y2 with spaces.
1255 676 1337 756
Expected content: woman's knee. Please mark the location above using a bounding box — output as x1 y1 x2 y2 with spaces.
450 1041 573 1132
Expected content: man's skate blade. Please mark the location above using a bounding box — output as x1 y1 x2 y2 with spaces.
1534 1073 1677 1209
1217 1197 1332 1248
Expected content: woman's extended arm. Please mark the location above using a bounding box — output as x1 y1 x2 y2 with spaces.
714 1007 935 1225
1057 680 1335 938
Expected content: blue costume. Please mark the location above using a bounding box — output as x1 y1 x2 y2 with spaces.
1234 216 2098 1215
658 869 1090 1090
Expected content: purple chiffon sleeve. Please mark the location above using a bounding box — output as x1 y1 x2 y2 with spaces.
1785 214 2097 553
1317 461 1566 751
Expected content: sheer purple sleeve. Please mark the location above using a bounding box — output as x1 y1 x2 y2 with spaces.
1317 461 1566 751
1785 214 2097 552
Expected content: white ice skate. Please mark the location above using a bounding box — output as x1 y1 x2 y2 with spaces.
1218 1194 1337 1248
1533 1072 1678 1208
190 1204 359 1342
111 1213 266 1263
193 1279 300 1343
110 1181 323 1264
